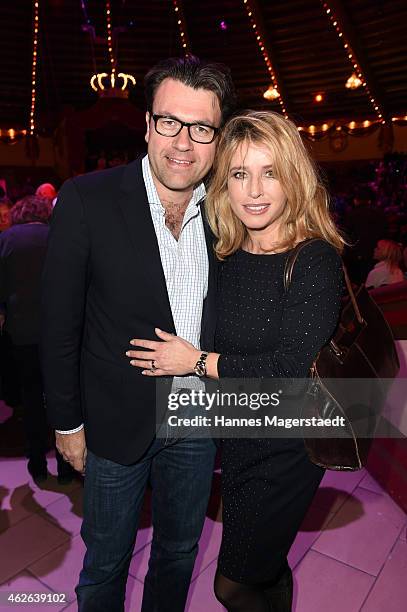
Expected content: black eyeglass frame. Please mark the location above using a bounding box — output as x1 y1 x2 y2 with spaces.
151 114 220 144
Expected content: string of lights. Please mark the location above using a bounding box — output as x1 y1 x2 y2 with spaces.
295 115 406 142
14 2 406 144
242 0 287 117
172 0 191 54
5 115 406 146
298 118 381 137
106 0 116 87
30 0 40 136
321 1 385 123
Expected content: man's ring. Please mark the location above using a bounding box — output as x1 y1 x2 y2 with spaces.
151 360 156 371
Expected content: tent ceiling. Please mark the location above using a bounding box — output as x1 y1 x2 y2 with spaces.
1 0 406 131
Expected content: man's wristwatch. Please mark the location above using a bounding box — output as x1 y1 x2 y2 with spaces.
194 352 209 377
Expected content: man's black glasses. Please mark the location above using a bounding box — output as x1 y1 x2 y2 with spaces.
151 114 219 144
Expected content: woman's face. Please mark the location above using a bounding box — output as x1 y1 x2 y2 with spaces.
373 240 386 261
227 142 287 240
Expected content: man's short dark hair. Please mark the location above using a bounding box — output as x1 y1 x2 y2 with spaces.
144 55 236 126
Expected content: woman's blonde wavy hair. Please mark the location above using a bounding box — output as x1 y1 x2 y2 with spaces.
206 110 345 259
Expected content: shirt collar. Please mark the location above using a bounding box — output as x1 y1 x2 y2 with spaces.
142 154 206 212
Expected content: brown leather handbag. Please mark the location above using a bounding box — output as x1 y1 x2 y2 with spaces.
284 239 400 471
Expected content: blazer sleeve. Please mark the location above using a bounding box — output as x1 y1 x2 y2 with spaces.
40 179 90 430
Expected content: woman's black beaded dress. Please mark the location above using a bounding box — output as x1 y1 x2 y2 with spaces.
215 240 343 584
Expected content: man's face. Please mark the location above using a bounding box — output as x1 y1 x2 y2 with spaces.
145 78 221 196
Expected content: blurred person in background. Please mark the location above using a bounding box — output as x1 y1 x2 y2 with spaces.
0 198 12 233
36 182 58 210
0 196 20 408
0 195 74 484
365 239 404 288
35 182 57 202
343 186 387 284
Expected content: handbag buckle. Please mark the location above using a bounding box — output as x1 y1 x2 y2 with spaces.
330 340 347 361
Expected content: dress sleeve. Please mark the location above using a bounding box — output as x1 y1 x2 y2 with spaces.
217 241 343 378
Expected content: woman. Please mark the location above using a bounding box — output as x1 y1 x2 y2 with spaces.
127 111 344 611
365 239 404 288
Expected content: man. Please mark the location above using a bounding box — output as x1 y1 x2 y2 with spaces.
35 182 58 202
35 182 58 210
41 56 236 611
0 196 74 483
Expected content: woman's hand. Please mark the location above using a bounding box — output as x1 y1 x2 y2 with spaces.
126 328 201 376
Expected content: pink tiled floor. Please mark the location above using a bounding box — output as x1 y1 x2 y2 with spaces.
0 446 406 610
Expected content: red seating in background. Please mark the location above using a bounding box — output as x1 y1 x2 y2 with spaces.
366 280 407 512
369 280 407 340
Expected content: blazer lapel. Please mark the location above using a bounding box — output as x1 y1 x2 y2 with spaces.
200 200 218 350
117 158 175 333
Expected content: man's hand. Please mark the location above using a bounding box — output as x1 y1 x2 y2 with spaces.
55 429 87 475
0 313 5 333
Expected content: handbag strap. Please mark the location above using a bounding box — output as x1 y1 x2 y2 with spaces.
283 238 365 325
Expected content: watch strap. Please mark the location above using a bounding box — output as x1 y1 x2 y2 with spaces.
194 351 209 377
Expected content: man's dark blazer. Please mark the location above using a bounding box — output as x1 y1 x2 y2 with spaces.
40 157 217 465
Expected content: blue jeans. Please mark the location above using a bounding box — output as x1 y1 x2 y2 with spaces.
76 435 216 612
